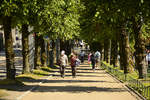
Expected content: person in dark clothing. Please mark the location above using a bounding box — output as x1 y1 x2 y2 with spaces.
70 53 77 78
90 52 96 71
79 50 85 63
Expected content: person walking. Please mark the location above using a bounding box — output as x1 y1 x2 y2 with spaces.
59 50 68 78
88 52 92 65
95 51 101 68
146 50 150 68
90 52 96 71
79 50 85 63
70 53 77 78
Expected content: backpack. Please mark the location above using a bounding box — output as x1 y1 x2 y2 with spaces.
75 59 80 66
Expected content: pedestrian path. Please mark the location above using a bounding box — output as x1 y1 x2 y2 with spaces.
20 62 141 100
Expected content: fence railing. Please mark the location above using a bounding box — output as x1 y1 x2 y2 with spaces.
101 62 150 100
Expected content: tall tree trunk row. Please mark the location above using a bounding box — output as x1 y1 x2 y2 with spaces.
22 24 30 74
132 17 146 79
104 38 111 63
110 38 118 67
3 16 16 79
40 36 47 67
34 33 41 69
119 25 130 74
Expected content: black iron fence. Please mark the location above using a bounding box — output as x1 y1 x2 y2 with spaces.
101 62 150 100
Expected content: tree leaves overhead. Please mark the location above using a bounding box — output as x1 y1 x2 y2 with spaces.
80 0 150 44
37 0 83 40
0 0 83 41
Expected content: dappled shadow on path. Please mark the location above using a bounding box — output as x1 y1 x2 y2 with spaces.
0 84 34 92
52 74 106 78
43 79 109 83
0 84 126 93
33 85 127 93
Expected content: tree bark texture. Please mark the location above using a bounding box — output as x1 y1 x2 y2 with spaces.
40 36 47 67
132 18 146 79
49 40 55 67
56 38 60 64
3 16 16 79
34 34 41 69
110 39 118 67
119 26 130 74
22 24 30 74
118 29 124 70
60 40 72 56
104 38 111 63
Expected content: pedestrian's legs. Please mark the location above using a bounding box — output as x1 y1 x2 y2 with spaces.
60 65 65 78
92 62 95 70
62 65 65 77
81 56 84 63
71 66 76 78
148 61 150 68
60 65 63 77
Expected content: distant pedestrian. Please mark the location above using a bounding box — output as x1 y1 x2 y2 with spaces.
88 52 92 65
90 52 96 71
59 50 68 78
79 50 85 63
95 51 101 68
146 50 150 68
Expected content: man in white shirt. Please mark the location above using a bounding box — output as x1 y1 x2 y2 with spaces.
146 50 150 68
60 50 68 78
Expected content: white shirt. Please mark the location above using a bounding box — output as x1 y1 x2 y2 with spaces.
146 53 150 61
60 54 68 66
95 51 101 59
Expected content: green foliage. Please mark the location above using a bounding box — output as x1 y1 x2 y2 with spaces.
141 23 150 39
36 0 83 40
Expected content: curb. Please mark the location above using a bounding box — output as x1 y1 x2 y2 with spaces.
104 70 147 100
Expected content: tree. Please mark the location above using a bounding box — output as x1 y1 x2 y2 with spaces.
0 1 19 79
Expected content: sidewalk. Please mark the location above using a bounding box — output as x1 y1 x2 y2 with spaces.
17 62 142 100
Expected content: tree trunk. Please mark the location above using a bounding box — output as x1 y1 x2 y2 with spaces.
60 40 72 56
104 38 111 63
56 38 60 64
49 40 55 67
3 16 16 79
120 25 130 74
110 38 118 67
118 28 124 70
132 17 146 79
22 24 30 74
40 36 47 67
34 33 41 69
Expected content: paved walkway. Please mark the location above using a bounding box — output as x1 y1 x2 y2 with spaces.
19 62 141 100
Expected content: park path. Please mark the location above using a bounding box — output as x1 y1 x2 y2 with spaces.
20 62 141 100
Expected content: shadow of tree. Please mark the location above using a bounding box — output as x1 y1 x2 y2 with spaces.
43 79 109 83
33 85 127 93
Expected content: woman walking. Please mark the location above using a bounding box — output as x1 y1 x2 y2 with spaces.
90 52 96 71
70 53 77 78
